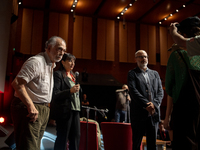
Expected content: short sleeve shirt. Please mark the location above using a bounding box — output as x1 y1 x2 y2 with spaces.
14 52 56 103
186 35 200 56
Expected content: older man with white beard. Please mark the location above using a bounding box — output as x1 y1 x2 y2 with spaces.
127 50 163 150
11 36 66 150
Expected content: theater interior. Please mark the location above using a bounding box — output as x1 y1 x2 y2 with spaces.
0 0 200 149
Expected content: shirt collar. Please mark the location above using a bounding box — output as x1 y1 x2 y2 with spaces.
139 67 149 73
44 51 56 68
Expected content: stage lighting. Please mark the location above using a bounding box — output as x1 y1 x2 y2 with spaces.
0 117 5 124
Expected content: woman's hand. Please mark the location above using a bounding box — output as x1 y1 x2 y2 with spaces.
169 22 178 35
164 117 171 130
70 84 80 94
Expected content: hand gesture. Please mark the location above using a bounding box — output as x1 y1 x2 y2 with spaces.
169 22 178 35
70 84 80 94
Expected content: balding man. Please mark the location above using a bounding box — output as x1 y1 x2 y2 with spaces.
11 36 66 150
127 50 163 150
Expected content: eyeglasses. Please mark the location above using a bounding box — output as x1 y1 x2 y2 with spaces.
136 56 148 59
57 47 67 53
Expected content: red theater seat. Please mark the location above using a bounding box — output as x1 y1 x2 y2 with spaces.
101 122 142 150
79 121 98 150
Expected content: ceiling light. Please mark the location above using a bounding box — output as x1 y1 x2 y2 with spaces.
159 2 187 25
18 2 21 5
116 0 137 20
71 9 74 12
73 4 75 7
75 0 77 2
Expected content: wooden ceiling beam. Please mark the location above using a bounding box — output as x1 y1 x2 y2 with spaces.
94 0 106 16
137 0 165 22
44 0 51 9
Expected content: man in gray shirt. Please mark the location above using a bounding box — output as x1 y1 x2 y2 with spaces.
11 36 66 150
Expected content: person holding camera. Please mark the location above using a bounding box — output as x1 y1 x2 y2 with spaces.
115 84 131 123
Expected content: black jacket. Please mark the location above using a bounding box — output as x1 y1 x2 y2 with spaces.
127 67 163 123
50 70 82 120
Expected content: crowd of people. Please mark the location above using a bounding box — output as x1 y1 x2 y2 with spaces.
10 16 200 150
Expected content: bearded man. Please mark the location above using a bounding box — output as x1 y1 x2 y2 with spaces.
127 50 163 150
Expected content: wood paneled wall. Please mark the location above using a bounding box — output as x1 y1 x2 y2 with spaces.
48 12 69 48
20 9 44 54
159 26 174 66
18 8 173 66
119 22 136 63
140 24 157 65
73 16 92 59
97 19 115 61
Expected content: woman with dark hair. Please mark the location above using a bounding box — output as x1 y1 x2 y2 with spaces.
169 16 200 56
51 53 82 150
166 16 200 149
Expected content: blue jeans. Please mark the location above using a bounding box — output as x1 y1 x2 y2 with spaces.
115 110 127 123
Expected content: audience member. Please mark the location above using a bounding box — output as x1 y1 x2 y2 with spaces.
115 84 131 123
158 120 171 147
80 117 103 150
82 94 89 106
127 50 163 150
82 68 88 82
81 94 89 117
11 36 66 150
51 53 82 150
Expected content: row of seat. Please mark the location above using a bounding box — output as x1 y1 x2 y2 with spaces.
79 121 142 150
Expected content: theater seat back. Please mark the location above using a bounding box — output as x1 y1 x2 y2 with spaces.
79 121 98 150
101 122 142 150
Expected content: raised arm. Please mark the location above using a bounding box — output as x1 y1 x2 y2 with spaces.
169 23 188 48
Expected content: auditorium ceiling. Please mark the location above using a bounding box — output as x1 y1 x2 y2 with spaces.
20 0 200 26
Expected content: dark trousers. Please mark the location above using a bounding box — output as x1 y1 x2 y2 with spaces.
11 97 50 150
54 110 80 150
131 117 158 150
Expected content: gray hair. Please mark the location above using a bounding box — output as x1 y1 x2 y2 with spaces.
135 50 147 57
45 36 66 49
